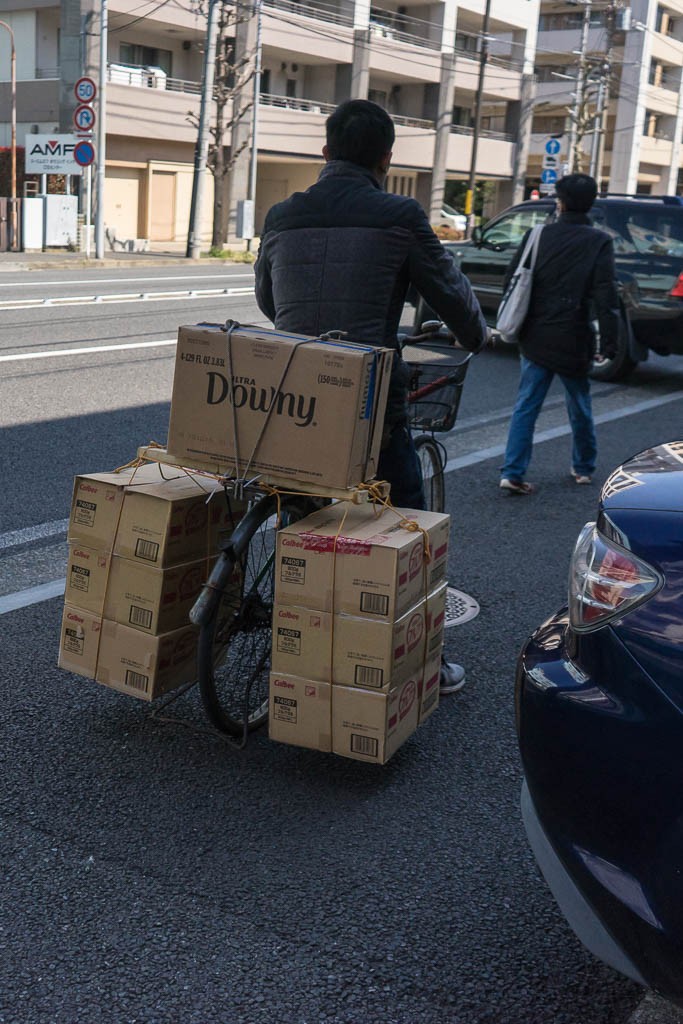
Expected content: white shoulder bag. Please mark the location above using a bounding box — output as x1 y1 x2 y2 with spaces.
495 225 544 344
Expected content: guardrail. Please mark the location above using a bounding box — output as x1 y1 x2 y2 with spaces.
449 124 514 142
369 20 440 50
107 63 202 95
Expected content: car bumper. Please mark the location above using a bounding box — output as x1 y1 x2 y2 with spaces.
516 609 683 1003
521 779 646 986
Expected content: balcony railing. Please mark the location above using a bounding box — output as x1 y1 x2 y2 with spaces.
36 67 60 79
369 20 440 50
450 124 514 142
455 31 523 71
107 62 201 95
260 92 336 113
392 114 435 129
264 0 354 26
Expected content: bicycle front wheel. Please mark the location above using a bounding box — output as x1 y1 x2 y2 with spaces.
414 434 446 514
197 493 318 737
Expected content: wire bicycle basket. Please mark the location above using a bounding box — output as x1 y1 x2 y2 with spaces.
407 345 471 433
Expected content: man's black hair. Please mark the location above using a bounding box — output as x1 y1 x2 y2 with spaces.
555 173 598 213
325 100 395 170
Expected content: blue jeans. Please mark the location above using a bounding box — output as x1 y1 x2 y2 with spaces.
377 423 426 510
502 357 597 481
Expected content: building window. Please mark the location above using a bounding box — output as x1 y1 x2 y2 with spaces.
286 78 297 97
452 105 473 128
656 6 676 35
119 42 172 75
643 110 661 137
368 89 388 106
261 68 271 94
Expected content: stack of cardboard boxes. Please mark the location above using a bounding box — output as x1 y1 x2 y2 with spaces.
269 502 451 763
58 463 245 701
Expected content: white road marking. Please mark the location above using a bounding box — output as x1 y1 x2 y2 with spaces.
0 518 69 551
0 338 177 362
0 285 254 311
0 273 254 288
0 579 66 615
4 385 682 614
445 389 683 473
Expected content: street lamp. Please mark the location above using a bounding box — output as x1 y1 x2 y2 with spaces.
0 19 17 250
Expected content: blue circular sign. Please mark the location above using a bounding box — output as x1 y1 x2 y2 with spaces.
541 168 558 184
73 140 96 167
545 138 561 156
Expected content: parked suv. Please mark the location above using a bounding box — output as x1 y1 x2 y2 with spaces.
414 195 683 381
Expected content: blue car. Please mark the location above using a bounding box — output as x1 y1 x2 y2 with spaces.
516 441 683 1003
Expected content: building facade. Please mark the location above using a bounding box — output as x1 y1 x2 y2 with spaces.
530 0 683 196
0 0 539 249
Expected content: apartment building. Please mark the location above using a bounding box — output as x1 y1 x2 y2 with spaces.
0 0 539 249
530 0 683 196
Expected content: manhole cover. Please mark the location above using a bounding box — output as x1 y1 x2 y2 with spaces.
444 587 480 628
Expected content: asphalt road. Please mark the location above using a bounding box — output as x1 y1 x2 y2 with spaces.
2 263 683 1024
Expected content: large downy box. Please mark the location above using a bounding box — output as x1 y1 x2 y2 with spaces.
166 324 393 490
276 503 450 619
268 673 332 752
66 543 212 634
332 673 421 764
270 582 447 690
68 465 245 566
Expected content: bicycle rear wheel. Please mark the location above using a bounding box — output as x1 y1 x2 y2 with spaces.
414 433 446 514
197 493 317 737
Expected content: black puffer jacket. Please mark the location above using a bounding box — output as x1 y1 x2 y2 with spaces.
505 211 620 378
255 160 487 424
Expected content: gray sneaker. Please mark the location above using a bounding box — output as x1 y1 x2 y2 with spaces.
440 658 466 695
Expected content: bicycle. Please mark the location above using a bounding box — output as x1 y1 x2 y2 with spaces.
142 323 468 741
401 321 472 514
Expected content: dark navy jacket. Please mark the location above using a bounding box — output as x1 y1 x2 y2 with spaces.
254 161 487 423
505 211 620 378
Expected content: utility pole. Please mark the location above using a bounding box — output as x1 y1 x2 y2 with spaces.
95 0 108 260
246 0 263 253
187 0 220 259
592 3 618 189
465 0 492 238
565 0 592 174
0 20 16 250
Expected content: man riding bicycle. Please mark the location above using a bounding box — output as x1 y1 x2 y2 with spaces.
254 99 487 693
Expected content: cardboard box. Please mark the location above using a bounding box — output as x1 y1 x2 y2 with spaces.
268 673 332 752
276 503 450 619
332 673 420 764
418 651 442 725
66 543 213 634
270 582 447 691
96 620 199 701
58 604 102 679
58 606 199 701
166 324 393 490
68 465 245 567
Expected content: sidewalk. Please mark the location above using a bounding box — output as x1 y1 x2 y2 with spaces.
0 248 254 272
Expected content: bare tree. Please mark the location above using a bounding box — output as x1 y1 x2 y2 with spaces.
188 0 256 247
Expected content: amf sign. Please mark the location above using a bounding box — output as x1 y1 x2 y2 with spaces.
25 134 83 175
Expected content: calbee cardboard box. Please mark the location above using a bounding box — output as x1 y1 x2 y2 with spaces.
276 503 450 619
57 607 199 702
332 673 420 764
66 543 214 634
96 620 199 701
418 651 442 725
166 324 392 490
68 465 245 567
268 673 332 752
270 582 447 691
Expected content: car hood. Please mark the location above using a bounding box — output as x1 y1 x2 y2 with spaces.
601 441 683 512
